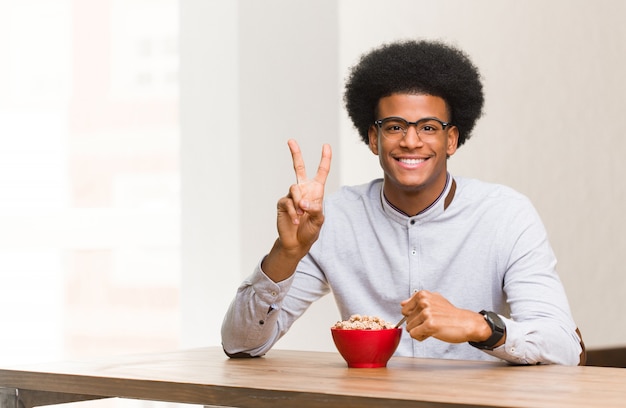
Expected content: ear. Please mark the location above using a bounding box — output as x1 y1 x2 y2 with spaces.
446 126 459 157
368 125 379 155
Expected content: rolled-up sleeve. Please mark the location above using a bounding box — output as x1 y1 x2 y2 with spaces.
482 198 583 366
486 316 582 365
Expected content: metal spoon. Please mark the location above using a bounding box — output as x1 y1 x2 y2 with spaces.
394 316 407 328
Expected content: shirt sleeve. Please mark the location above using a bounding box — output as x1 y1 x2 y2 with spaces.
482 197 583 365
221 255 330 357
486 316 583 365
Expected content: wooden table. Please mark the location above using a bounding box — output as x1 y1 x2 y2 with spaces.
1 347 625 408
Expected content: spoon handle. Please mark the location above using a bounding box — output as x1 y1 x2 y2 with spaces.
394 316 407 328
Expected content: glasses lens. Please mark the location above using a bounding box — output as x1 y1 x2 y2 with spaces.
380 118 408 140
416 119 444 135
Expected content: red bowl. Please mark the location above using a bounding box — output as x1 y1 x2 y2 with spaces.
331 327 402 368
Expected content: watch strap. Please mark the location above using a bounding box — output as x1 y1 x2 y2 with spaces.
469 310 506 350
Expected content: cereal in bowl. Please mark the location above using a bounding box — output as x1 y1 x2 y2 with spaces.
332 314 394 330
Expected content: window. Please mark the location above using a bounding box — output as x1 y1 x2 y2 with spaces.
0 0 180 366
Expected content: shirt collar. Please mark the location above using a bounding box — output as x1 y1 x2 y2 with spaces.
380 173 456 224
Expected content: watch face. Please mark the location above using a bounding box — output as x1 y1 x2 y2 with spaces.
486 311 506 334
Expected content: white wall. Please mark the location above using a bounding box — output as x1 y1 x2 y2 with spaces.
179 0 241 348
180 0 340 351
181 0 626 351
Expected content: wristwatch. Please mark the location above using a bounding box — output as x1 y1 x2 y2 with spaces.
469 310 506 350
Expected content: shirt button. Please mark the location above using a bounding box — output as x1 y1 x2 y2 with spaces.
411 249 417 255
271 291 277 297
410 219 416 225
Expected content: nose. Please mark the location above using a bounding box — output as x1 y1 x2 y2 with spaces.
400 125 424 147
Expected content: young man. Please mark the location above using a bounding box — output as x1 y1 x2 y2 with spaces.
221 40 585 365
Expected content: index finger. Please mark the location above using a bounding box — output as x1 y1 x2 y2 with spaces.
400 289 421 309
287 139 307 184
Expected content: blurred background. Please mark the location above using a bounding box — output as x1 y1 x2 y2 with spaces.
1 0 626 407
0 0 179 364
0 0 180 407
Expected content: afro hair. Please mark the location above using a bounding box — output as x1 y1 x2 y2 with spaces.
344 39 484 147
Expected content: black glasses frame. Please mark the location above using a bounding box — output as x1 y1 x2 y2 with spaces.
374 116 453 132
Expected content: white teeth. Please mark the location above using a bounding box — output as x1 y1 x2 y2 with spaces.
399 158 425 165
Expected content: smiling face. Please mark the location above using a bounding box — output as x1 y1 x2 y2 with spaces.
368 93 459 215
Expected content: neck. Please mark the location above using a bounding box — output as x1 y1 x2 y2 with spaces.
383 175 449 216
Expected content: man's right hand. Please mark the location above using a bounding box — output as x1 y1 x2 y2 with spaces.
262 139 332 282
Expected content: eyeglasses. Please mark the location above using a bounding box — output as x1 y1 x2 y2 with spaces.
374 116 453 142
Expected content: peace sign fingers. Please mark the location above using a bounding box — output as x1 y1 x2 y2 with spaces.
287 139 332 186
285 139 332 225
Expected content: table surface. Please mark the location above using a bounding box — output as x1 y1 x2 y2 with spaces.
1 347 626 408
